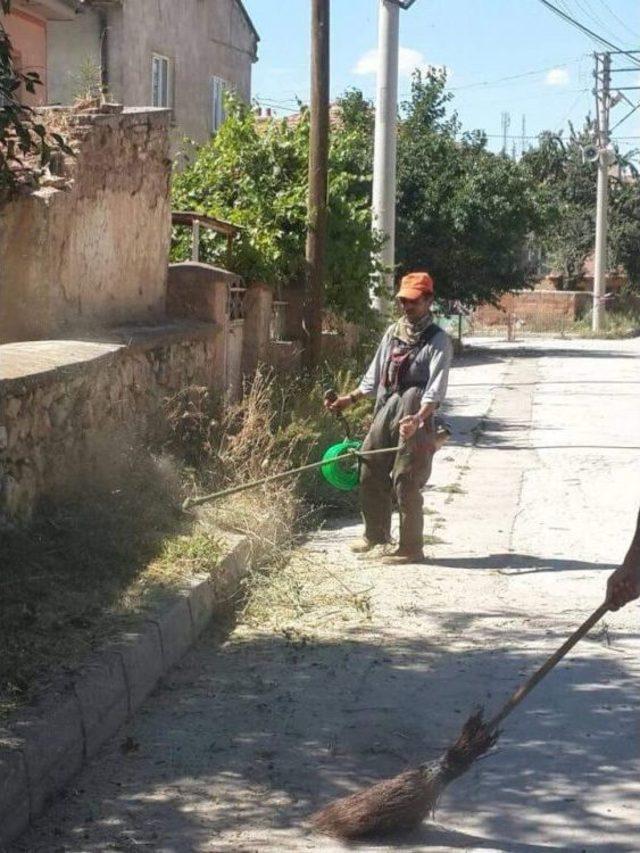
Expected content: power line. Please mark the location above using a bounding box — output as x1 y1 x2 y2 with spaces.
536 0 640 66
574 0 633 46
481 132 640 139
596 0 640 41
556 84 591 127
447 56 585 92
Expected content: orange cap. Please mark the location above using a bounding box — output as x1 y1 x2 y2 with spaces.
397 271 434 300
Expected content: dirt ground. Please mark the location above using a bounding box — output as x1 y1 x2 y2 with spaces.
10 337 640 853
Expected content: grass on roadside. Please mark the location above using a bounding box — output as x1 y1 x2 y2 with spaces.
570 306 640 339
0 365 370 719
0 450 222 719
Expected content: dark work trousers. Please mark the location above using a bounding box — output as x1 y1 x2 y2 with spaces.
360 387 435 554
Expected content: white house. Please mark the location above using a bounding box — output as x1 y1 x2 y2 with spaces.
3 0 259 143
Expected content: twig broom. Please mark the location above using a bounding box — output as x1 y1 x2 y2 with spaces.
311 601 610 839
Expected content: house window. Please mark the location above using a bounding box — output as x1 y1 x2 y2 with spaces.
210 76 226 133
151 54 171 108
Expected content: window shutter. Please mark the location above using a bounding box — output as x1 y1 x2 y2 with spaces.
152 56 160 107
151 55 171 107
211 76 226 133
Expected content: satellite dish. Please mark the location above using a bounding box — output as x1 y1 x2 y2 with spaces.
582 145 599 164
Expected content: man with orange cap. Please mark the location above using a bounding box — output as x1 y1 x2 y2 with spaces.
326 271 453 563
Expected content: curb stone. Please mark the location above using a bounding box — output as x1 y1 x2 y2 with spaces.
0 533 264 848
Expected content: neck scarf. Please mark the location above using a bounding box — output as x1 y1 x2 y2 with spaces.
392 311 433 345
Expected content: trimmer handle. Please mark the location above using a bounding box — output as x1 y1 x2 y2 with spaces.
324 388 351 439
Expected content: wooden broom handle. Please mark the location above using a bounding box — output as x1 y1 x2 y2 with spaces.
487 601 610 732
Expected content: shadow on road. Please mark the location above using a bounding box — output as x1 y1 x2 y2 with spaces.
17 611 638 852
421 553 617 575
460 345 638 365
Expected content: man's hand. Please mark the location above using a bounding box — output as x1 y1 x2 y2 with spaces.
606 563 640 611
325 394 353 414
399 414 421 440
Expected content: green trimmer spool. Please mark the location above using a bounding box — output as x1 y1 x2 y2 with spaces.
320 439 362 491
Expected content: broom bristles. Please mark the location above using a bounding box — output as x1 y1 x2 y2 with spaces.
311 708 498 839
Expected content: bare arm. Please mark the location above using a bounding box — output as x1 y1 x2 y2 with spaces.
325 332 389 413
400 333 453 438
606 508 640 610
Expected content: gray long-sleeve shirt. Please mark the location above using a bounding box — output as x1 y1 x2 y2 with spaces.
357 323 453 410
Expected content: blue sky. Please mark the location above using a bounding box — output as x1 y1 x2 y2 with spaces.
243 0 640 155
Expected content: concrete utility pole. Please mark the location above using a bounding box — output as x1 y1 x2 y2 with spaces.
304 0 330 367
500 111 511 155
593 52 611 333
371 0 400 311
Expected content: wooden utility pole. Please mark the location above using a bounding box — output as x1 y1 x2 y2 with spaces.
303 0 330 368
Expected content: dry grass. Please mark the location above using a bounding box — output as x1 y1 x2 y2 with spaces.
0 367 368 719
570 307 640 339
0 444 222 719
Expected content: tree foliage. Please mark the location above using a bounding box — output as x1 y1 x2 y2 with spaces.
522 122 640 289
395 70 541 306
1 0 72 196
171 91 382 323
173 69 640 321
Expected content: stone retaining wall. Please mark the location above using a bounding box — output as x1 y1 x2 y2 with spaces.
0 322 219 520
0 106 172 344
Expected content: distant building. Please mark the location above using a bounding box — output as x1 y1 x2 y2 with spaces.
3 0 259 144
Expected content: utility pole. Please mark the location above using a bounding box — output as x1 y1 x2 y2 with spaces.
371 0 400 312
592 52 611 333
370 1 418 312
500 111 511 155
304 0 330 367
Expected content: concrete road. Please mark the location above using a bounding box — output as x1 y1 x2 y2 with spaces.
11 337 640 853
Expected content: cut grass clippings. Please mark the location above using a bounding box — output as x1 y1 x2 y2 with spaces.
240 545 373 638
436 483 466 495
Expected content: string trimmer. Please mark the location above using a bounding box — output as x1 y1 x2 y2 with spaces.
311 600 610 839
182 389 450 509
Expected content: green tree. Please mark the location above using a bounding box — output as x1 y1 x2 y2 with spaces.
609 175 640 287
521 125 597 288
171 91 381 323
522 122 640 289
396 71 540 306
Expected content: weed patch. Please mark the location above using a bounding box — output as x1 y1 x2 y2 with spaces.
0 449 221 719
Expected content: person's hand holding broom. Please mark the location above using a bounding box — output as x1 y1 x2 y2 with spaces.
311 509 640 840
606 508 640 611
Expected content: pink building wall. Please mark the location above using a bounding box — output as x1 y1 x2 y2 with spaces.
3 9 47 105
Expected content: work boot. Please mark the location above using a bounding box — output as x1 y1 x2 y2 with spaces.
358 541 396 560
380 548 425 565
349 538 378 554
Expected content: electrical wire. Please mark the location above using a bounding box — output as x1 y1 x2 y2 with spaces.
483 132 640 139
574 0 633 46
536 0 640 66
596 0 640 41
447 56 585 92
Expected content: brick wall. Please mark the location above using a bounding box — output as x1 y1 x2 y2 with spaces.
474 290 592 327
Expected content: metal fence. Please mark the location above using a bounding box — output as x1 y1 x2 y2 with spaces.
465 310 584 339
